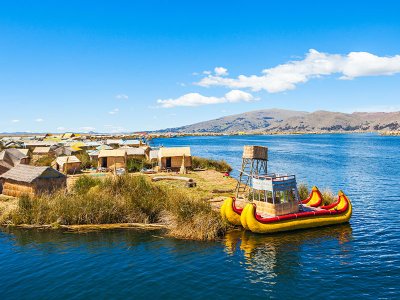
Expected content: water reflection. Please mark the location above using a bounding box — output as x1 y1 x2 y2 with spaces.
224 225 353 282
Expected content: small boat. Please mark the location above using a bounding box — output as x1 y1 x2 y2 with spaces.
221 185 352 234
240 190 352 234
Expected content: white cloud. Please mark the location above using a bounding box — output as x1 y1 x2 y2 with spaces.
11 119 19 123
157 90 255 108
197 49 400 93
203 70 211 75
214 67 228 76
116 94 128 100
56 126 66 131
109 108 119 115
35 118 44 122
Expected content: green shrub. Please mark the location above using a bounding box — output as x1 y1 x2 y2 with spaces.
192 156 232 172
34 155 55 166
73 175 101 194
76 151 93 169
126 158 152 172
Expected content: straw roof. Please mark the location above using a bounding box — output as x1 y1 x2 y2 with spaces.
55 156 81 166
0 164 66 183
98 149 126 158
23 141 56 147
96 145 113 150
33 146 52 154
87 150 99 157
106 139 123 145
15 149 29 156
0 149 28 168
120 139 140 146
54 146 74 156
158 147 191 157
62 133 75 139
125 148 145 156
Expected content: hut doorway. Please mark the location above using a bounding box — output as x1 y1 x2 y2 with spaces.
166 157 172 169
101 158 107 168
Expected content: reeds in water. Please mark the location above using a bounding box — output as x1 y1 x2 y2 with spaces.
4 175 228 240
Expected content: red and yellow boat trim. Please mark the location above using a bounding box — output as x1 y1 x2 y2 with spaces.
301 186 323 207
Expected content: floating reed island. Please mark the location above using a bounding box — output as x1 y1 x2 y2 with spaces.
0 156 237 241
0 174 337 240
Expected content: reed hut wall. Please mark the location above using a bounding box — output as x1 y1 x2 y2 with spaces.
1 177 66 198
160 156 192 170
98 156 126 169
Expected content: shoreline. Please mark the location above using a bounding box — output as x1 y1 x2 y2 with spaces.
1 222 168 232
2 130 399 139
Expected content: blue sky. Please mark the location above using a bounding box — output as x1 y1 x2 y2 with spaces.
1 0 400 133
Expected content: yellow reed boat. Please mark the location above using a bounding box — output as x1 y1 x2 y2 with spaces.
221 185 352 234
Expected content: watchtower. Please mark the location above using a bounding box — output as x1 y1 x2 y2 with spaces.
235 145 268 199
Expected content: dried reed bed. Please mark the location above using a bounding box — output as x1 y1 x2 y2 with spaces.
3 175 229 240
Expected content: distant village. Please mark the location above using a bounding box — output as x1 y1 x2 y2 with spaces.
0 133 192 198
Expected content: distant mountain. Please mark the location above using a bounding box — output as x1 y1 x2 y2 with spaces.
157 109 400 133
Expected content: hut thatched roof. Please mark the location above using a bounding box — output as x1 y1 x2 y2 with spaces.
0 148 28 168
15 149 29 156
62 133 75 139
87 150 99 157
158 147 191 158
106 139 123 145
125 148 145 156
120 139 140 146
55 155 81 166
98 149 126 158
96 145 113 150
54 146 74 156
0 164 66 183
33 146 52 154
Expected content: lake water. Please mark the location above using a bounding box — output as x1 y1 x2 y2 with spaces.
1 134 400 299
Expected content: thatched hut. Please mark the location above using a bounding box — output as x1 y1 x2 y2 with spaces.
124 147 146 160
0 165 67 197
32 146 54 161
98 149 127 170
0 148 30 175
52 155 81 174
158 147 192 171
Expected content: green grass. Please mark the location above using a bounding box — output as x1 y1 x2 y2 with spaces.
34 155 55 167
192 156 232 172
126 158 152 172
5 175 228 240
75 151 94 169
